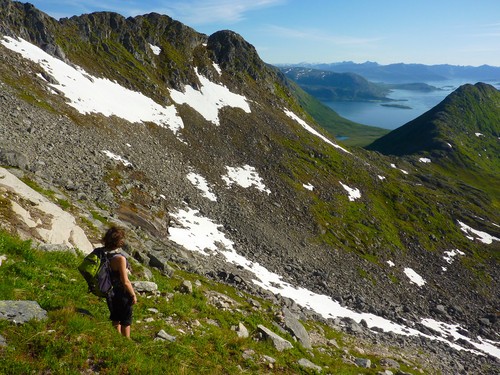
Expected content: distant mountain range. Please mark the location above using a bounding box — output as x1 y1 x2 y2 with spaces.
280 66 441 103
280 67 389 102
280 61 500 83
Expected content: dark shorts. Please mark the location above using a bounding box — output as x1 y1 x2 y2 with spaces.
106 288 133 326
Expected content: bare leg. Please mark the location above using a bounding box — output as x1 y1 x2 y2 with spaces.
112 321 121 334
121 325 131 338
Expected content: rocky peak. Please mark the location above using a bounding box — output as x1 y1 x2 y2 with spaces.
0 0 59 54
207 30 268 81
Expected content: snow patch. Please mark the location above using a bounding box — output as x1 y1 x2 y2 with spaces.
222 165 270 194
390 163 409 174
1 36 184 134
377 175 386 180
102 150 132 167
303 183 314 191
213 62 222 75
403 268 426 287
419 157 431 163
168 206 500 359
387 260 395 267
283 109 351 154
149 43 161 55
170 67 250 125
339 182 361 201
443 249 465 264
187 172 217 201
457 221 500 244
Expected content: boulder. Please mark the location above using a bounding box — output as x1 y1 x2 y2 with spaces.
131 281 158 293
155 329 176 342
257 324 293 351
0 300 47 324
235 322 249 338
282 307 312 349
148 250 174 276
178 280 193 294
297 358 322 373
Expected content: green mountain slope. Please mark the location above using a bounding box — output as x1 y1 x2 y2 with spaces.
366 82 500 208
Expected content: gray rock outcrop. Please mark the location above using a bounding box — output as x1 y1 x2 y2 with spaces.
257 324 293 352
0 300 47 324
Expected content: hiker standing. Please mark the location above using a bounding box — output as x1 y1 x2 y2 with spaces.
102 226 137 338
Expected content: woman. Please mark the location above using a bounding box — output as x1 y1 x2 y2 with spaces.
102 226 137 338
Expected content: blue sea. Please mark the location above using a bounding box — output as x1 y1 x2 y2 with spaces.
325 79 500 130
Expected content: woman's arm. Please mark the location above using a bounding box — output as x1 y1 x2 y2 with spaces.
112 256 137 305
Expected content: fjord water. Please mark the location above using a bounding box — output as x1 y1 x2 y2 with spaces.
325 79 500 130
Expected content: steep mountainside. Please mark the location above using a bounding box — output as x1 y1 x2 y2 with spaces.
0 1 499 373
366 83 500 207
366 83 500 155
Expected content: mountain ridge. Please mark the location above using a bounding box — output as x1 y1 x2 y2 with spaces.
0 1 499 373
283 61 500 83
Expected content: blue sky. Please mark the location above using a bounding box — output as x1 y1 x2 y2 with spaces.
26 0 500 66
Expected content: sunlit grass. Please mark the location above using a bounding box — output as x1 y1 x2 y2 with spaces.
0 229 425 374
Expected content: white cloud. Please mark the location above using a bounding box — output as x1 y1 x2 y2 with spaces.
153 0 286 25
267 25 384 46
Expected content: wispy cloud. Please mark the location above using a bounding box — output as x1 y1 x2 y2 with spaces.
157 0 286 25
40 0 285 24
267 25 383 45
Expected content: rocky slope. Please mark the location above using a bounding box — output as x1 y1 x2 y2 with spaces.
0 1 499 373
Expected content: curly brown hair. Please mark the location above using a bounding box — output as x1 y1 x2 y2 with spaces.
102 226 125 250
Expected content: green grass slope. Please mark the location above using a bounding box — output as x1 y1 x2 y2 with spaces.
0 230 428 374
366 82 500 207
